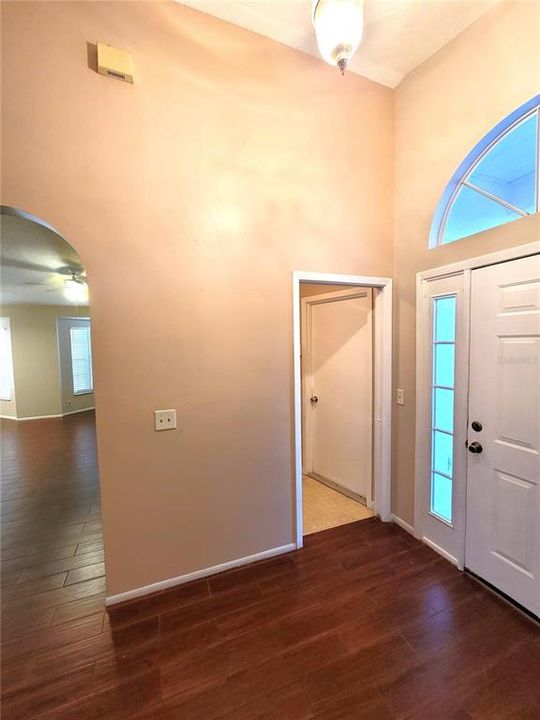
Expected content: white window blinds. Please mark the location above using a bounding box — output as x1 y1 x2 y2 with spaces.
70 325 93 394
0 318 14 401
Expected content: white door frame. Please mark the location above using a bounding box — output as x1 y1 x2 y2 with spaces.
301 287 374 506
414 241 540 569
293 271 393 548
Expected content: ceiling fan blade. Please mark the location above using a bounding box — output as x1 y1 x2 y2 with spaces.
2 259 53 273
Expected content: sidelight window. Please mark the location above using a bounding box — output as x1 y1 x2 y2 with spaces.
430 296 456 523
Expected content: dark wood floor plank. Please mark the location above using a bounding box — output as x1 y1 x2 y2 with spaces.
2 611 104 662
107 579 210 628
1 665 94 720
1 413 538 720
17 549 104 582
217 682 313 720
133 679 233 720
64 561 106 585
1 606 55 641
2 576 106 614
1 544 79 569
50 593 107 626
227 632 348 707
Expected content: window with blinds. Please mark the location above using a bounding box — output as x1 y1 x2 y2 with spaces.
0 318 14 401
70 325 93 395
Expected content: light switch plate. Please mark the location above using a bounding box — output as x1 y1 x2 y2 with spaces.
154 409 176 431
396 389 405 406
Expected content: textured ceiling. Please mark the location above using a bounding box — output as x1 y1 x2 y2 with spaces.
178 0 501 87
0 213 85 306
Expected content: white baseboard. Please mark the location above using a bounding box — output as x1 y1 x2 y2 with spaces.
16 413 63 421
10 407 95 422
422 536 458 566
105 542 297 607
63 406 95 417
390 513 418 538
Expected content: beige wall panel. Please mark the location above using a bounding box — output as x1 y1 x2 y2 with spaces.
0 305 92 419
1 1 393 594
393 0 540 523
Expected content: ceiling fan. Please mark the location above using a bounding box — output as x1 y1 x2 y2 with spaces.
24 265 88 302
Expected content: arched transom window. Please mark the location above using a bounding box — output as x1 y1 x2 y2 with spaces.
430 96 539 248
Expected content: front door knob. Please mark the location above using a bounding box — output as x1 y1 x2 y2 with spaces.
468 441 483 454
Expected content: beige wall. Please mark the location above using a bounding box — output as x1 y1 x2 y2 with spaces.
1 2 393 595
392 0 540 523
0 305 92 419
300 283 360 298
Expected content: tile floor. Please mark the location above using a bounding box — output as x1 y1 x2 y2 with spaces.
303 475 373 535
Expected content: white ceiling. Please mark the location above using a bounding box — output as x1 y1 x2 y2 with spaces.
178 0 501 87
0 213 85 306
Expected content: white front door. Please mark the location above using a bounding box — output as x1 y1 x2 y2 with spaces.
466 254 540 616
306 290 372 499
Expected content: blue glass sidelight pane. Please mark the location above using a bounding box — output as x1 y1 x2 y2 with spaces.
442 185 521 244
431 472 452 522
434 388 454 432
434 297 456 342
434 344 455 388
469 113 537 214
433 430 453 477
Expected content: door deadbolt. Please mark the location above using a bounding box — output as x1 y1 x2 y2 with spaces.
310 396 319 404
471 420 483 432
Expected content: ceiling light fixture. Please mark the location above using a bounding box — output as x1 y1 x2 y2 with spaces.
64 278 88 304
312 0 364 75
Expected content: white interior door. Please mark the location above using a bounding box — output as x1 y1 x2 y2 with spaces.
466 254 540 616
306 290 372 499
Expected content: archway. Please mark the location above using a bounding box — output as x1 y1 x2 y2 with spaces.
0 205 106 635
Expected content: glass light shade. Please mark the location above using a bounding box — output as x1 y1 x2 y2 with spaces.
64 279 88 304
312 0 364 73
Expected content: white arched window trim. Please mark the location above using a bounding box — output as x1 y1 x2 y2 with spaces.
429 95 540 248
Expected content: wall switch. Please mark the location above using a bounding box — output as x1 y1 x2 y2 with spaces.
154 409 176 431
396 389 405 406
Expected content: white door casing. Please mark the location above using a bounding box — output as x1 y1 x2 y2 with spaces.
465 255 540 616
415 273 469 567
293 272 393 547
415 242 540 612
302 289 373 501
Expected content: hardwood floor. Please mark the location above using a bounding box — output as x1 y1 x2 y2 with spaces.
1 413 539 719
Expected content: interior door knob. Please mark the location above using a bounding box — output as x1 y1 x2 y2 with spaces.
468 441 483 454
310 396 319 404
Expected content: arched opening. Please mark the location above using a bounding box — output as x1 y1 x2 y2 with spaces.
429 95 540 247
0 206 105 618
